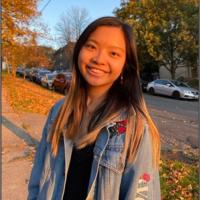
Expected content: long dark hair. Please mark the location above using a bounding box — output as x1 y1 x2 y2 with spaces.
50 16 160 167
73 16 143 113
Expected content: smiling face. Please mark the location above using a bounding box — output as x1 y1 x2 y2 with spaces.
78 26 126 94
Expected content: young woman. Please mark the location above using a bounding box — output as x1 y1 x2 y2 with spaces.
28 16 161 200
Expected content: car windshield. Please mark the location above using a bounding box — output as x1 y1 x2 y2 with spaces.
47 74 55 80
39 71 49 76
171 80 189 87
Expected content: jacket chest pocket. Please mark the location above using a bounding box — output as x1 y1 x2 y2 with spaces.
94 144 125 174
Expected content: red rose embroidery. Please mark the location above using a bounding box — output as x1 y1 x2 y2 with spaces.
141 173 151 182
118 126 126 134
119 120 127 126
109 120 127 138
116 120 127 135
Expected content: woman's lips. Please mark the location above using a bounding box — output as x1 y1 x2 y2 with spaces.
87 65 109 76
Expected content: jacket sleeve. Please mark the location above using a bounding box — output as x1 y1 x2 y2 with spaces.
119 123 161 200
27 106 54 200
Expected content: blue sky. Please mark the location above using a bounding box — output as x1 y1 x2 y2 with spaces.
38 0 121 49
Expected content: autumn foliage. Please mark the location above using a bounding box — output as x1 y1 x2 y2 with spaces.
2 73 63 115
24 45 54 69
115 0 198 79
2 0 52 74
2 0 39 46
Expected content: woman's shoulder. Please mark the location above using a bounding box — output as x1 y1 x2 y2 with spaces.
52 98 65 111
48 98 65 120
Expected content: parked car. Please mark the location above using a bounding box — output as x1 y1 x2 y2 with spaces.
41 73 57 89
16 67 25 77
52 72 71 94
140 79 149 92
35 70 51 84
24 68 32 79
147 79 199 100
29 68 41 82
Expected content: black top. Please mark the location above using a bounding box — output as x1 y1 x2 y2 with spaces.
63 143 95 200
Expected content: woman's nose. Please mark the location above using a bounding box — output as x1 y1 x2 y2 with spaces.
91 50 106 65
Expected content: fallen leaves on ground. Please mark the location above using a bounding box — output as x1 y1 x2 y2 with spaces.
160 159 198 200
3 73 64 115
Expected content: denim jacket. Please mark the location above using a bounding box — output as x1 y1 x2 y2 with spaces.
28 99 161 200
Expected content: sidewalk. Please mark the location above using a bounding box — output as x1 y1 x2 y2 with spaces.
2 87 47 200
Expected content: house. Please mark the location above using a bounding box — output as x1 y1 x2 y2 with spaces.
159 65 193 79
53 41 75 71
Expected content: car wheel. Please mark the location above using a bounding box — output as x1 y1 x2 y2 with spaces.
52 85 55 91
63 87 67 95
149 87 155 95
172 91 180 99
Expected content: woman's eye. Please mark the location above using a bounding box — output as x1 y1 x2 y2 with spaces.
85 43 96 50
110 51 120 57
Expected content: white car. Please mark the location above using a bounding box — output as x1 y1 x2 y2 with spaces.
147 79 199 100
41 73 57 89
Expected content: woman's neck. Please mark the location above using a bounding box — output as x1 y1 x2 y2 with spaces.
86 87 108 113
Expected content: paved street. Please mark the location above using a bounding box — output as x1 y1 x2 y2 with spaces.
2 87 46 200
144 93 198 147
144 93 198 120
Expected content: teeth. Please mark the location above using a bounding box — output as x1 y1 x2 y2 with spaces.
91 68 102 72
87 66 104 73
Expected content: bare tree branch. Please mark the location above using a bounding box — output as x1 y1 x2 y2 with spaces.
55 6 90 47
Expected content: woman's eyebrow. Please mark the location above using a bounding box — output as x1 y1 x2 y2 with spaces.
87 39 125 52
86 39 97 43
110 46 125 52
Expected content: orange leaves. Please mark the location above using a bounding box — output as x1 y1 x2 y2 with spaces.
3 74 64 115
26 46 54 68
2 0 39 44
2 0 43 73
160 159 198 200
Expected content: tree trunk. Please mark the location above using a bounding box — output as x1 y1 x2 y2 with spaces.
170 63 176 80
7 67 10 74
11 62 16 78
